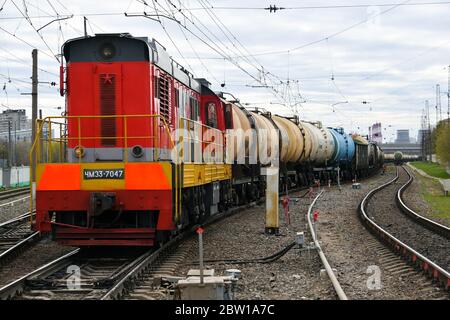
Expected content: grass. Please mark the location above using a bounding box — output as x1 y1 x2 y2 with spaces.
410 161 450 179
415 174 450 222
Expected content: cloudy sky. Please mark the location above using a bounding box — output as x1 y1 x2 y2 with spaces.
1 0 450 142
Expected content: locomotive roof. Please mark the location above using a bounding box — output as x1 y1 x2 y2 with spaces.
62 33 202 93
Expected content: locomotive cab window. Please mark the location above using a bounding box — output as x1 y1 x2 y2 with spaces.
190 96 200 121
206 102 218 128
175 88 180 108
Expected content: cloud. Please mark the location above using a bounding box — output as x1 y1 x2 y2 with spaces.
0 0 449 141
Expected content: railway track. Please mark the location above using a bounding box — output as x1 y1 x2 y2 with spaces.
0 212 38 264
307 190 348 300
397 166 450 239
0 187 29 202
0 248 154 300
0 200 260 300
0 174 387 300
103 201 260 300
359 165 450 295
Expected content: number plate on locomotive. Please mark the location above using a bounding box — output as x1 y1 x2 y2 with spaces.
83 169 125 180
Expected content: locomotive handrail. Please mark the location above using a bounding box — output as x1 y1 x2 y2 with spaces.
28 114 182 225
28 114 227 227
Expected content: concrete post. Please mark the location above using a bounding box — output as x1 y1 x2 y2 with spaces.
265 166 279 234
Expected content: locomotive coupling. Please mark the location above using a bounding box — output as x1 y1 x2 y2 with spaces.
90 192 116 217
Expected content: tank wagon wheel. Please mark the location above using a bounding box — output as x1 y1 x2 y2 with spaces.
286 177 292 190
232 189 239 206
156 230 171 247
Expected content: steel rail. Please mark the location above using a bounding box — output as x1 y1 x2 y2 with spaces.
0 187 29 201
0 211 38 263
307 189 348 300
0 196 30 209
0 211 34 228
100 200 258 300
397 166 450 239
359 167 450 291
0 232 39 262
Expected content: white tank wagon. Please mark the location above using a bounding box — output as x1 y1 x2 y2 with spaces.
300 121 335 166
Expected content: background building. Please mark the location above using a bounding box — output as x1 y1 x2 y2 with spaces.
369 122 382 144
395 129 410 144
0 109 31 134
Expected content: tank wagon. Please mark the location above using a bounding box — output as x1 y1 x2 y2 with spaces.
31 33 383 247
394 151 404 165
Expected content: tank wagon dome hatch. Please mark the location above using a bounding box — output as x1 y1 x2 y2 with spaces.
352 134 369 145
62 33 202 93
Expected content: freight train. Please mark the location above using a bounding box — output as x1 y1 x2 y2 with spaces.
32 33 383 246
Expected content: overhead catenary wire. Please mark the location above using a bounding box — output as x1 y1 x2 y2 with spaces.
162 0 221 84
173 0 412 60
181 1 450 11
130 0 293 106
149 0 196 74
194 0 301 105
10 0 60 62
165 0 300 107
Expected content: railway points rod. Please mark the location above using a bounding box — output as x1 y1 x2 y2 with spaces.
307 190 348 300
0 248 80 300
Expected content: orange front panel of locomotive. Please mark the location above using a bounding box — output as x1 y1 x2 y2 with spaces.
35 162 175 234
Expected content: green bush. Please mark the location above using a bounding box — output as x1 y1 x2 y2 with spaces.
435 123 450 169
411 161 450 179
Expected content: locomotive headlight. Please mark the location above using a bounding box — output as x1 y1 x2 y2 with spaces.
99 43 116 60
74 146 85 158
131 145 144 158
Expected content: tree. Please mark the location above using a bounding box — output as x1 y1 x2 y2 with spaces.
435 123 450 168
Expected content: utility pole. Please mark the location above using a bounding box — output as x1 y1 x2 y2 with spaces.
425 100 431 162
421 109 426 161
448 66 450 124
7 120 11 167
436 84 441 125
31 49 38 182
13 122 16 166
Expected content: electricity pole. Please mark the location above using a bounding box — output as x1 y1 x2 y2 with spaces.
425 100 431 162
448 66 450 124
31 49 38 182
7 120 11 167
436 84 441 124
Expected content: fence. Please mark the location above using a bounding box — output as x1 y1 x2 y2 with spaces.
0 166 30 188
